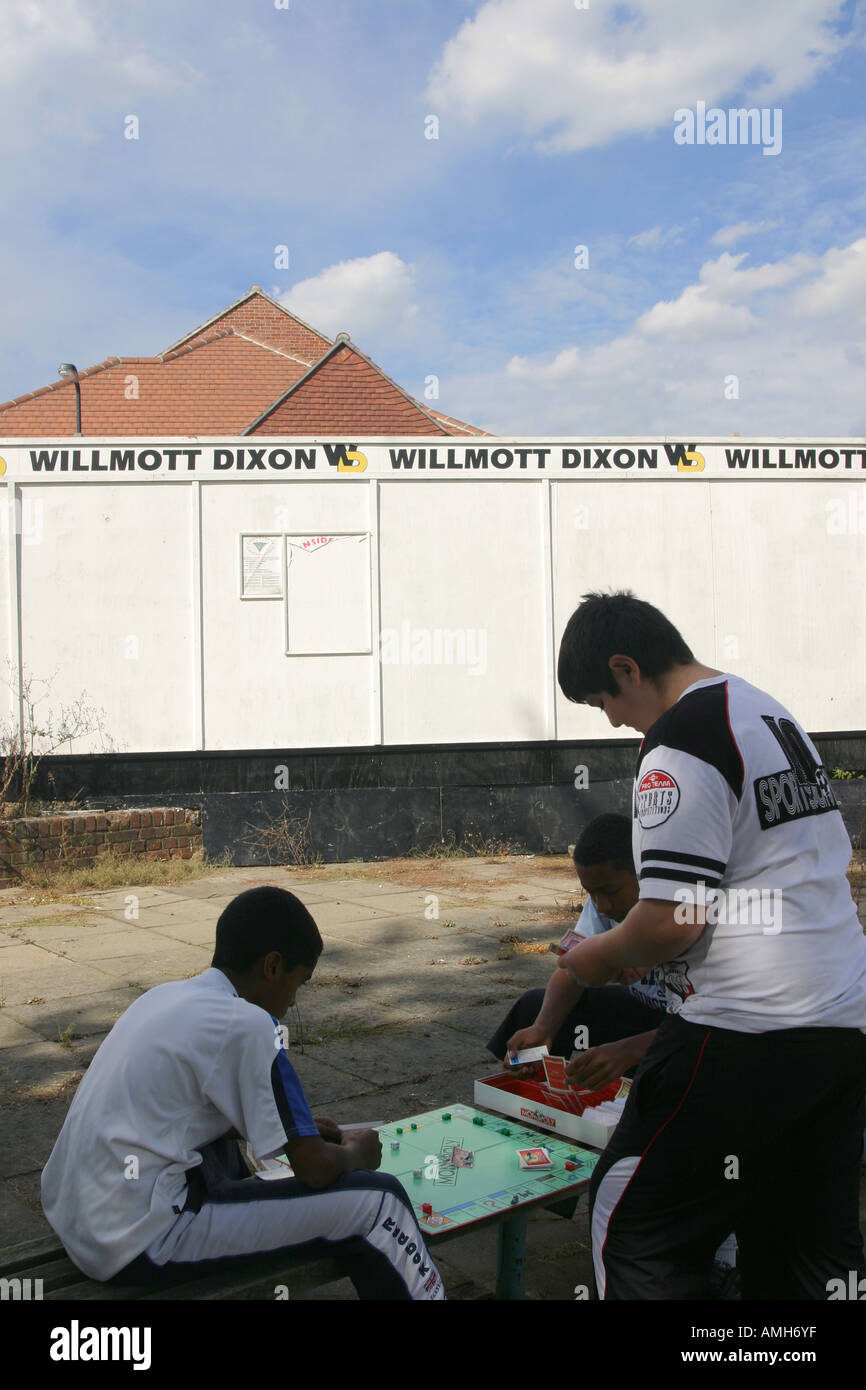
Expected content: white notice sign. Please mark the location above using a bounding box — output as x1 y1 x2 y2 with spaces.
242 535 283 597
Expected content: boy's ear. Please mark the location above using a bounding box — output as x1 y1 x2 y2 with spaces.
262 950 286 979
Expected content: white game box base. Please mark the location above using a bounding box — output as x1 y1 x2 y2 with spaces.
473 1072 629 1149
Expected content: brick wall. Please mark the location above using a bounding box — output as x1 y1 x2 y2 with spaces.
0 807 202 889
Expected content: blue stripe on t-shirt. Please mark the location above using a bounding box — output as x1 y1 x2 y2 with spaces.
269 1042 319 1143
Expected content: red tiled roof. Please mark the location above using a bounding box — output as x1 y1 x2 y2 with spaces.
248 341 450 436
0 288 488 437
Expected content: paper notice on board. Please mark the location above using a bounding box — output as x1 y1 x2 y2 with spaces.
242 536 282 597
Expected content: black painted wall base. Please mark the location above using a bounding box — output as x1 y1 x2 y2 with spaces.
19 735 866 864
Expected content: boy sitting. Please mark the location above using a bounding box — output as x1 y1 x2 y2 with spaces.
487 814 667 1088
41 886 444 1300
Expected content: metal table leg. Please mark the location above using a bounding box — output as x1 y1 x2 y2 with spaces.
495 1212 527 1299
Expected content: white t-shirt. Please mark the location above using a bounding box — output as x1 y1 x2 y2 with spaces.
633 673 866 1032
41 967 319 1279
576 898 668 1013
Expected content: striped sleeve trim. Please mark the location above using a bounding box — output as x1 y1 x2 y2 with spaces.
640 849 726 874
639 867 724 887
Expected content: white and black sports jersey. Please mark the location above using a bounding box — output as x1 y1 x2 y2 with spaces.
41 967 319 1279
632 674 866 1032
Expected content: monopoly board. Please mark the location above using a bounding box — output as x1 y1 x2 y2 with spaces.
375 1103 599 1234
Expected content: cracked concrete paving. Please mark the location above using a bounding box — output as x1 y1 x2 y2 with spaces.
2 854 864 1301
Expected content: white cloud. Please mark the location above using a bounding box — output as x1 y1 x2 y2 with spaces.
696 252 815 301
507 346 581 381
637 284 757 338
629 226 686 250
442 236 866 435
711 220 778 247
632 250 815 337
427 0 849 153
793 238 866 320
280 252 419 344
0 0 96 75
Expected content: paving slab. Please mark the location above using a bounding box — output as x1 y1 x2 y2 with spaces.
2 986 143 1041
302 899 406 928
0 1182 51 1243
287 879 422 902
286 1052 388 1109
326 890 444 918
1 959 116 1007
84 887 194 911
94 950 210 988
307 1024 491 1090
0 899 97 921
435 1001 513 1047
33 928 185 962
361 1064 496 1119
149 921 220 948
0 1014 46 1050
0 1132 44 1179
157 881 249 901
0 1039 85 1090
0 1095 81 1167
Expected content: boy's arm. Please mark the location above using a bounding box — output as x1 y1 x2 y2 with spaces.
557 899 706 985
507 968 585 1061
285 1128 382 1188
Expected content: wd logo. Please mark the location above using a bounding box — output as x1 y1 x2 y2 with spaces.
323 443 368 473
664 442 705 473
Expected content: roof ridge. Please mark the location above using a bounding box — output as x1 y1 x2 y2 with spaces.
421 405 493 437
163 286 334 355
244 339 461 436
0 357 137 412
160 328 236 363
231 331 314 369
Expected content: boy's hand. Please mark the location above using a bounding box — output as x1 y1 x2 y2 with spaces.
315 1116 342 1144
343 1127 382 1171
505 1024 552 1078
565 1039 633 1091
616 967 649 986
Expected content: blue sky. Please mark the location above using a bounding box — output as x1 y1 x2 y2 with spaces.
1 0 865 434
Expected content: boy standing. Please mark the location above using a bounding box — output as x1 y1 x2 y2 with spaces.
556 590 866 1300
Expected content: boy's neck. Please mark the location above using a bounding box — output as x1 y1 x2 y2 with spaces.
650 662 724 719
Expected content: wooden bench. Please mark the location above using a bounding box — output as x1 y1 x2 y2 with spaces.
1 1190 583 1303
0 1234 346 1302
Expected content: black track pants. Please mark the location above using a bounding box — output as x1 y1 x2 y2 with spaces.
589 1014 866 1300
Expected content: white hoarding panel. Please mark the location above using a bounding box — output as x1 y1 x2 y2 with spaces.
379 481 548 744
201 482 374 750
708 482 866 731
16 483 195 753
553 481 715 741
285 534 371 655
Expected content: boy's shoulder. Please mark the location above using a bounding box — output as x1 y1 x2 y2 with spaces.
642 676 744 798
113 968 273 1049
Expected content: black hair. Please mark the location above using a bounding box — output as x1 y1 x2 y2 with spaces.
557 590 695 703
572 813 635 873
212 886 323 974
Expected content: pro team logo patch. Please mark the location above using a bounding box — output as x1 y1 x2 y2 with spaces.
636 770 680 827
